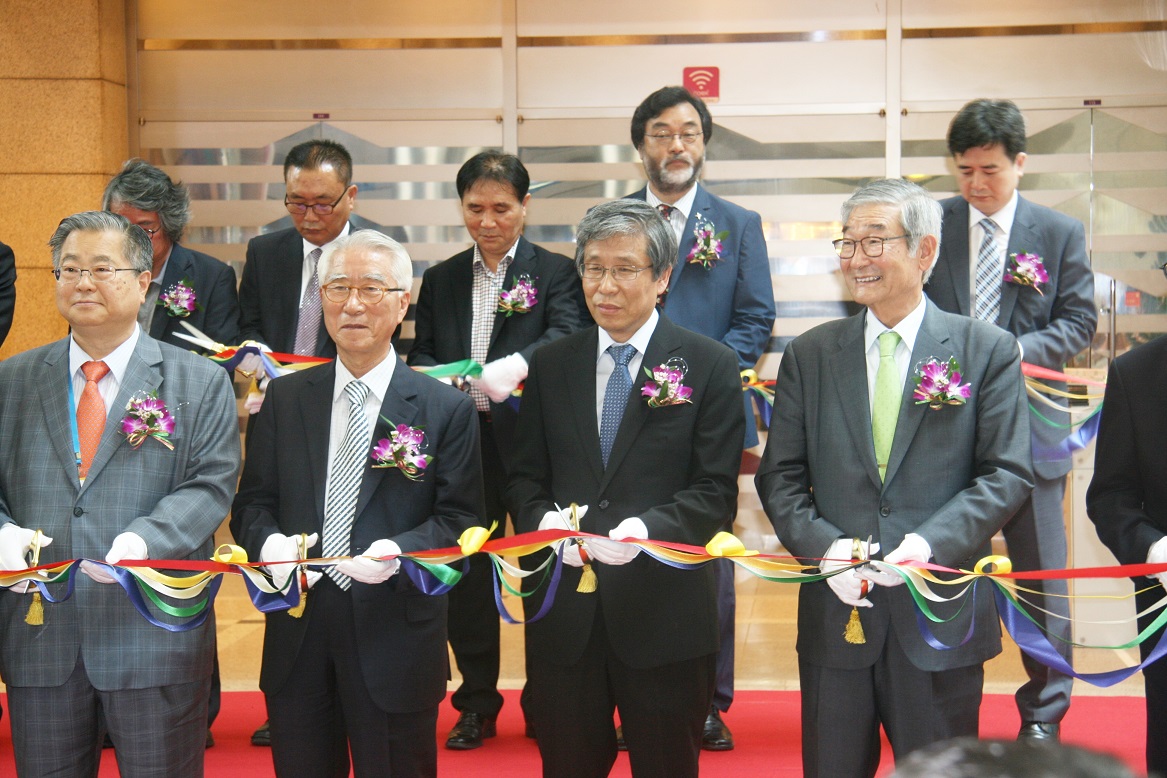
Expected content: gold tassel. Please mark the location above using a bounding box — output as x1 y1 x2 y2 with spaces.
25 591 44 626
287 571 307 618
844 606 865 644
577 563 598 593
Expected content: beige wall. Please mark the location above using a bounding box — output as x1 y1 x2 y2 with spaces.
0 0 129 359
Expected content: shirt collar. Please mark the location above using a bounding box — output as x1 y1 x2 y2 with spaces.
472 238 521 272
645 183 699 223
969 189 1019 234
863 295 927 356
150 255 171 288
303 222 352 260
597 308 659 362
333 347 398 407
69 325 142 384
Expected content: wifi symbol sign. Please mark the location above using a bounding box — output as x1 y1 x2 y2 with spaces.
683 67 720 101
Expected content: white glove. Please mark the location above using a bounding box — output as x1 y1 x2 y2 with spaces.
539 506 588 567
1148 537 1167 591
261 532 321 592
821 537 880 608
859 533 932 589
471 353 528 403
81 531 148 585
588 517 648 566
334 539 401 585
0 524 54 594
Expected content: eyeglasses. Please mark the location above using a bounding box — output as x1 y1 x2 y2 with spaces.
53 266 140 284
322 283 406 305
579 265 654 284
645 132 702 146
831 235 910 259
285 189 347 216
138 225 161 237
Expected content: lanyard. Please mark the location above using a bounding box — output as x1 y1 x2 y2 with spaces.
66 373 82 472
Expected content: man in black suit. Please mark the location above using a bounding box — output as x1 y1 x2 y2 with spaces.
238 139 363 358
924 99 1097 741
232 229 484 777
507 199 745 777
0 239 15 349
408 151 589 749
1086 335 1167 776
104 159 240 351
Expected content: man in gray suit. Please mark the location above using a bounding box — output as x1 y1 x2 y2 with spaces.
0 211 241 777
925 99 1097 740
756 179 1033 777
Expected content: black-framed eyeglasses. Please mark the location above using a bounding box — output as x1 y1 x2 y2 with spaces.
136 225 161 237
322 283 405 305
53 266 140 284
579 264 654 284
285 189 347 216
1160 262 1167 282
645 132 702 146
831 235 911 259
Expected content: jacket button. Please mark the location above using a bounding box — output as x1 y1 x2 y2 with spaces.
73 507 84 517
880 506 891 517
598 500 610 510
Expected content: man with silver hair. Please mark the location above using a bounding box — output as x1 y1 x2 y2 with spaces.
232 229 484 776
103 159 240 350
0 210 240 776
756 179 1033 776
507 199 744 777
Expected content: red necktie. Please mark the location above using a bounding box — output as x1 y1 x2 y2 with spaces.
78 360 110 481
657 204 674 220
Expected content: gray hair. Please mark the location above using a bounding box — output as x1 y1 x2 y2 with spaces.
318 229 412 290
841 178 942 282
575 199 677 280
101 159 193 244
49 211 153 273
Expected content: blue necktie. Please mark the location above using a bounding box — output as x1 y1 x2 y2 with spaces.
599 344 635 467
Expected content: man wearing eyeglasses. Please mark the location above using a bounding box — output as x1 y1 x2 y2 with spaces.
0 211 240 777
924 99 1097 742
624 85 775 751
508 199 744 778
756 179 1032 777
238 139 362 359
104 159 240 353
232 229 484 777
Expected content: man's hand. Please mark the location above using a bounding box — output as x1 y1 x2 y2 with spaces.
471 353 527 403
81 531 148 585
538 507 588 567
821 537 880 607
334 539 401 585
1148 537 1167 592
587 517 648 566
0 524 53 594
858 533 931 589
261 532 321 592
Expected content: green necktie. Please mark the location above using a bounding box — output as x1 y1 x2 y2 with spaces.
872 330 902 482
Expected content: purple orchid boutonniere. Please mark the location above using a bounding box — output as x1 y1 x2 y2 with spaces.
912 358 972 410
157 278 200 318
497 274 538 316
120 392 176 450
1004 253 1049 296
371 421 433 481
686 217 729 269
641 357 693 408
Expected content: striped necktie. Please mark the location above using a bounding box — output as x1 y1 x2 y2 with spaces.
973 218 1002 323
321 380 371 590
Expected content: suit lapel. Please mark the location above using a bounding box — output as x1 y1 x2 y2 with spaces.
944 200 973 315
83 336 164 491
565 328 604 484
38 341 83 488
883 304 950 486
451 251 474 357
828 314 883 491
300 363 337 532
670 185 709 292
999 196 1036 330
489 238 534 355
355 358 420 519
149 246 194 340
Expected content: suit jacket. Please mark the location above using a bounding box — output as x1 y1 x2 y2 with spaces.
149 243 240 350
407 235 590 453
506 316 744 669
231 357 484 713
0 240 15 348
755 301 1033 672
0 335 241 689
926 194 1097 478
238 226 342 357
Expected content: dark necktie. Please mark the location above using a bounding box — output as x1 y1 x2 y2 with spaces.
657 203 674 221
599 344 635 467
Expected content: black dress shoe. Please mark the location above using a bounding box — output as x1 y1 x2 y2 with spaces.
1018 721 1060 741
205 729 215 749
702 708 734 751
615 724 627 751
445 711 497 750
251 720 271 747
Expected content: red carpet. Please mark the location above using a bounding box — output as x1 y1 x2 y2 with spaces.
0 690 1147 776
